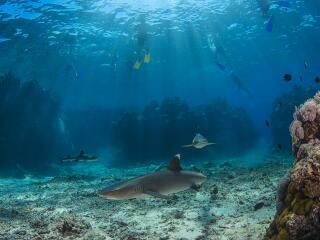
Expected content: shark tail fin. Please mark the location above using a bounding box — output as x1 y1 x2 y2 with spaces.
181 144 193 148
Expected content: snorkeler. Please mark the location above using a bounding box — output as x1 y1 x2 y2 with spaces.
59 150 98 163
207 34 252 97
257 0 270 17
132 16 151 70
230 71 253 97
207 33 233 72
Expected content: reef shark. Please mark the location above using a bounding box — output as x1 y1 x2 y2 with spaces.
59 150 98 163
182 133 215 149
99 154 206 200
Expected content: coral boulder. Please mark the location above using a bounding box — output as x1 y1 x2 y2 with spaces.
265 92 320 240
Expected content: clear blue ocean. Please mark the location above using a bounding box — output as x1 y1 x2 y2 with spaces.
0 1 319 239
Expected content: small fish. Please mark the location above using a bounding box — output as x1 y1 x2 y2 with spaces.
276 102 282 111
315 76 320 84
266 14 274 32
304 61 309 69
182 133 215 149
300 76 303 82
277 144 282 150
215 61 226 71
283 73 292 82
265 120 270 127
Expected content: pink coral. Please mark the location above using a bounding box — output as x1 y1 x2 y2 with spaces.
266 91 320 240
296 143 313 161
290 120 304 140
298 100 317 122
313 92 320 104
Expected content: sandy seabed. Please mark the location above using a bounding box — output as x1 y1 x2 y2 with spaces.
0 153 291 240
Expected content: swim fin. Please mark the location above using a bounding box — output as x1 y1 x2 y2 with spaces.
133 60 142 70
144 53 151 64
266 15 274 32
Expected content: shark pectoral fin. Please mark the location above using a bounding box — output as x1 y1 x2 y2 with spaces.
181 144 193 148
144 190 170 200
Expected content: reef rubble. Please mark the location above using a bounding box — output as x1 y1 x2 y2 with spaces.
265 92 320 240
0 154 289 240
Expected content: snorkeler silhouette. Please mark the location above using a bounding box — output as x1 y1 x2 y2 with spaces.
257 0 270 17
208 33 252 97
132 16 151 70
59 150 98 163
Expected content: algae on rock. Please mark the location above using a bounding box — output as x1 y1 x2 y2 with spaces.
265 92 320 240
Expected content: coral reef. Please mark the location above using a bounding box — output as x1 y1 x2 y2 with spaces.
265 92 320 240
111 97 259 166
0 72 67 175
271 86 317 152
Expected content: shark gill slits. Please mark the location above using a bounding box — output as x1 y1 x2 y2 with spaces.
135 185 144 193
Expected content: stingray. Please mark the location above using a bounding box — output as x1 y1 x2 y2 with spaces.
182 133 216 149
99 154 206 200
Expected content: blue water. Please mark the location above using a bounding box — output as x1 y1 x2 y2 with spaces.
0 0 319 173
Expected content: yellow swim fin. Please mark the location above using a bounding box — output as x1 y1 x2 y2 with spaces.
133 60 142 70
144 53 151 64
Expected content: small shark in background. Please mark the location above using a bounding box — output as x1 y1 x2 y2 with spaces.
59 150 98 163
99 154 206 200
182 133 215 149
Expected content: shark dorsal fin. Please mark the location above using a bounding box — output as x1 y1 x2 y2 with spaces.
167 154 182 172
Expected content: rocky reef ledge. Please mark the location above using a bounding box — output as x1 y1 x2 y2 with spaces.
265 92 320 240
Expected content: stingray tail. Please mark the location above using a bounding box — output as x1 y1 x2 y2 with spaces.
181 144 193 148
207 142 216 146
